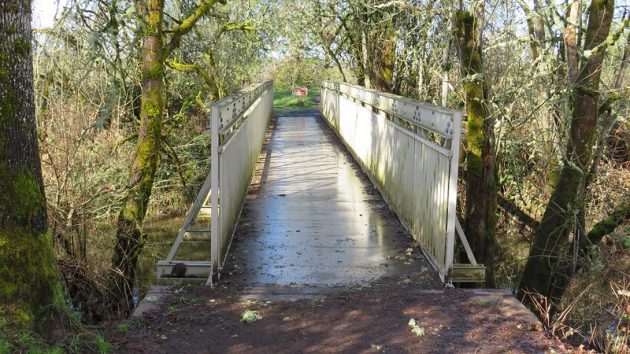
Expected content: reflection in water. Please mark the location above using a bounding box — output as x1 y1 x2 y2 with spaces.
136 217 183 293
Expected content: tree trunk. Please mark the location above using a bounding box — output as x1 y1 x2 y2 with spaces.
109 0 165 313
586 199 630 246
323 44 347 82
517 0 546 59
518 0 538 59
369 25 395 92
575 29 629 245
0 0 64 332
109 0 224 313
360 20 370 88
518 0 615 314
564 0 580 84
455 10 497 287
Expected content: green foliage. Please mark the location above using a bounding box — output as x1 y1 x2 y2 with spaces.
272 57 340 90
116 322 130 333
0 330 65 354
94 333 112 354
0 337 9 354
68 334 80 353
241 310 263 323
407 318 425 337
615 232 630 249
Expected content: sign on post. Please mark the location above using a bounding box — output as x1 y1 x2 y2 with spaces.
292 87 308 96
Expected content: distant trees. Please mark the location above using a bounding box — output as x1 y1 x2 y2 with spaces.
0 0 64 332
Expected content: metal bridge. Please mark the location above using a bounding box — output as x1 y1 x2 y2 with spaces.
157 81 483 286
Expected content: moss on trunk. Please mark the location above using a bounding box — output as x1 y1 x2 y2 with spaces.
455 10 497 287
0 0 65 333
109 0 165 313
369 24 395 92
109 0 224 313
586 200 629 249
0 229 65 331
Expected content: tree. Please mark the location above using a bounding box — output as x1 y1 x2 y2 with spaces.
0 0 65 332
167 19 257 99
518 0 615 314
109 0 226 312
454 8 497 287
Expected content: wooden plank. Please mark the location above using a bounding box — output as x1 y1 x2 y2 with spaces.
183 233 211 241
156 260 212 279
450 264 486 283
187 228 212 232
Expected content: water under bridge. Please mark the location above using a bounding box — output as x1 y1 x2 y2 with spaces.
156 81 484 288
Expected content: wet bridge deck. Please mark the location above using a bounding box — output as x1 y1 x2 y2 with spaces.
225 109 440 287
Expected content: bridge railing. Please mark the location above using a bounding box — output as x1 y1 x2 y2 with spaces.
321 81 483 283
157 81 273 284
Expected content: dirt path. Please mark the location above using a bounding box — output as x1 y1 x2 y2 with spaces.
105 274 568 353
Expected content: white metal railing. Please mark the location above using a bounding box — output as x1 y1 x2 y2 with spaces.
157 81 273 284
321 81 483 283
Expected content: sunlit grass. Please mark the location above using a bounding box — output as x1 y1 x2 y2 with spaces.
273 87 320 112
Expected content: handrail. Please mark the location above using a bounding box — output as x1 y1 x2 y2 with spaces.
322 81 457 138
157 81 273 284
321 81 484 283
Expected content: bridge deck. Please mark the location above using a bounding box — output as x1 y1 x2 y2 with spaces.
224 109 440 287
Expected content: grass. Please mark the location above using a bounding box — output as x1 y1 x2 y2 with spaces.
273 86 320 112
0 327 115 354
0 338 10 354
116 323 130 333
0 331 66 354
93 333 112 354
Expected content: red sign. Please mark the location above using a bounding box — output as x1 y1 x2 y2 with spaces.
292 87 309 96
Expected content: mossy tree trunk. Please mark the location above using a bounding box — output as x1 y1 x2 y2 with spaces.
352 1 395 92
0 0 64 332
517 0 546 60
359 4 370 88
109 0 225 313
454 10 497 287
368 22 395 92
109 0 166 313
518 0 615 314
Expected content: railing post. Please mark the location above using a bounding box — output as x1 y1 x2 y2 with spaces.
210 104 220 280
444 111 462 284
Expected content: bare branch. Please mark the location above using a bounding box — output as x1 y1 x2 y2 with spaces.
163 0 227 57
